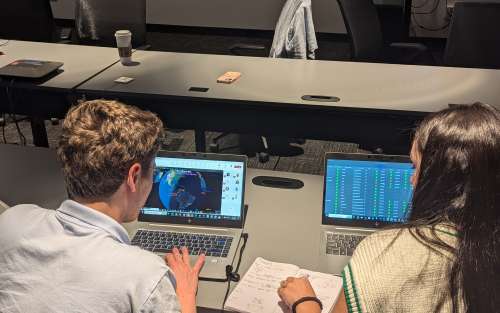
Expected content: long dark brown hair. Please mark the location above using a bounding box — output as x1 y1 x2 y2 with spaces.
404 102 499 312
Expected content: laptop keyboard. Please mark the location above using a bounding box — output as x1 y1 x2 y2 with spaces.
325 232 365 256
131 229 233 257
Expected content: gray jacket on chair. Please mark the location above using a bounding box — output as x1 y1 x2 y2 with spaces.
270 0 318 59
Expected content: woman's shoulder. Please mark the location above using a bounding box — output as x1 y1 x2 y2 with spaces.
356 223 458 260
345 223 460 313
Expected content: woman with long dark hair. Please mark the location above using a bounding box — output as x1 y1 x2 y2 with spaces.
277 102 500 313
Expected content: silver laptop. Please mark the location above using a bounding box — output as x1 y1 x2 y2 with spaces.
128 151 247 280
318 152 414 274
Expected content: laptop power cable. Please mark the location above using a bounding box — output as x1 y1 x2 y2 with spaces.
197 204 249 312
197 232 249 312
221 232 248 312
198 231 248 283
5 78 26 145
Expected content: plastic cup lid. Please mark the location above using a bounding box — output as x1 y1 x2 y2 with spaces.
115 30 132 37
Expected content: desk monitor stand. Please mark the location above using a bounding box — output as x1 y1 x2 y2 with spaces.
252 176 304 189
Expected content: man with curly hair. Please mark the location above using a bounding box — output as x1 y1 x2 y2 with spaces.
0 100 204 313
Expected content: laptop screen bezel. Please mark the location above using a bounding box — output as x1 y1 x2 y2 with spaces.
139 151 247 229
322 152 413 228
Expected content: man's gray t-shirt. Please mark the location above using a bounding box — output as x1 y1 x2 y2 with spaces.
0 200 180 313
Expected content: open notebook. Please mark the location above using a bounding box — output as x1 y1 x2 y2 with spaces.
225 257 343 313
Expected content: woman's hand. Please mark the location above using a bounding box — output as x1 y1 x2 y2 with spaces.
277 277 321 313
165 247 205 313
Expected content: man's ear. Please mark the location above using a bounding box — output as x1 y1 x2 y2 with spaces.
127 163 142 193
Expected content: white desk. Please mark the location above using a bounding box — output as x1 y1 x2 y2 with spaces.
122 168 324 309
3 41 500 153
0 41 121 146
0 40 120 90
77 49 500 112
76 49 500 153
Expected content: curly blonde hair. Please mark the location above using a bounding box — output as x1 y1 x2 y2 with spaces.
57 99 164 199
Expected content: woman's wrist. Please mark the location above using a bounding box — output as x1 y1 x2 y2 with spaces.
294 300 322 313
292 297 323 313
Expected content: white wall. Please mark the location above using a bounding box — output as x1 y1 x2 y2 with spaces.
50 0 347 33
148 0 346 33
50 0 407 34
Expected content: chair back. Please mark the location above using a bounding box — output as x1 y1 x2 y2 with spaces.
75 0 147 47
0 0 56 42
337 0 384 61
0 200 9 215
444 1 500 69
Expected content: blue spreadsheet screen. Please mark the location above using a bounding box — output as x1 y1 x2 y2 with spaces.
324 159 414 222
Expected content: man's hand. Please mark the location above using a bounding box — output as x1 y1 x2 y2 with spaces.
277 277 321 313
165 247 205 313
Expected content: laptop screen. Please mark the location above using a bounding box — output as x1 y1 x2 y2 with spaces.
323 153 414 227
141 152 246 228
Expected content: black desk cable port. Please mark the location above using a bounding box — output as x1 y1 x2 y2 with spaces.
252 176 304 189
189 86 209 93
301 95 340 102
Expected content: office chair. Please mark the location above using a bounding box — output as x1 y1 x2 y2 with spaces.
210 1 315 162
0 0 57 42
337 0 432 64
209 45 273 160
444 2 500 69
75 0 148 48
0 1 71 147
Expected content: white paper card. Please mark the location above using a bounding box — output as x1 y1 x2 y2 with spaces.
114 76 135 84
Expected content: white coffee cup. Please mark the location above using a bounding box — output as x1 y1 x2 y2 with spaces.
115 30 132 64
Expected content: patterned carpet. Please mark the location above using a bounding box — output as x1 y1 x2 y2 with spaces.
1 118 364 175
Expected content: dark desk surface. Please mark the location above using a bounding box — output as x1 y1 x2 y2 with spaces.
77 50 500 113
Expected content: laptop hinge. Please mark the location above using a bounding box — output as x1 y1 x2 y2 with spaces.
332 227 375 232
147 224 230 232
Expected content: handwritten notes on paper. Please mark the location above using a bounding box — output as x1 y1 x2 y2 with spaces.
225 257 343 313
